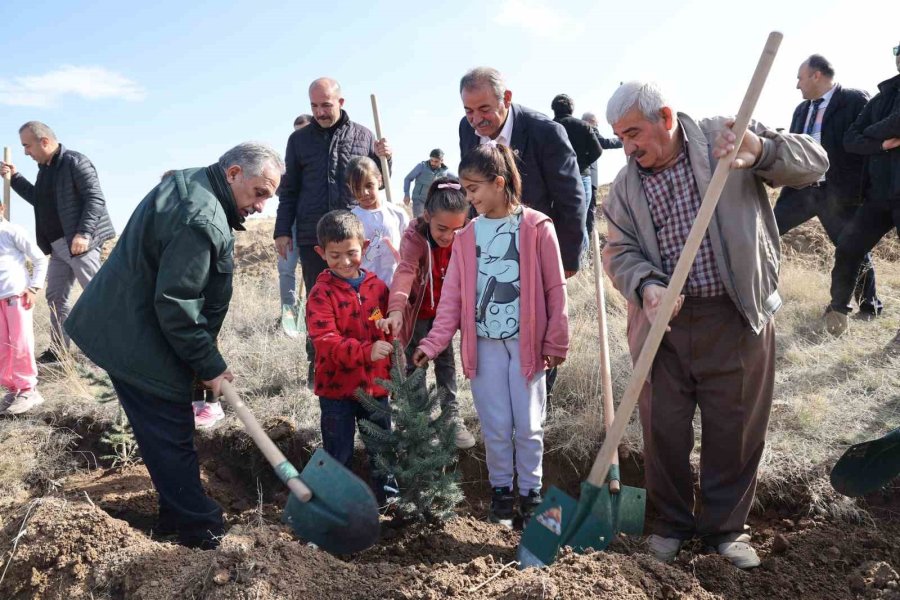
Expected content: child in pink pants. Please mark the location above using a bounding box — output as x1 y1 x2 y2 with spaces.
0 208 49 415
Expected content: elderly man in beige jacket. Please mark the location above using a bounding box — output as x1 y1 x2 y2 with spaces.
601 81 828 569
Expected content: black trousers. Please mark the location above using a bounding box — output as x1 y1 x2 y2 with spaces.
830 200 900 314
298 244 329 382
775 184 880 314
110 376 223 548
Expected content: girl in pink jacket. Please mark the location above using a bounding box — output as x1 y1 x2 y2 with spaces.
413 144 569 528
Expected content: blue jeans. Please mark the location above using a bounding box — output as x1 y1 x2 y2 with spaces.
319 396 393 503
276 226 300 306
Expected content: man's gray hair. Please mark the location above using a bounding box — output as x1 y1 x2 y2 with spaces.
582 111 597 124
19 121 57 142
218 142 285 177
606 81 668 125
460 67 506 100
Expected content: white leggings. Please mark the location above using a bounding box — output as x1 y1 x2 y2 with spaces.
470 337 546 494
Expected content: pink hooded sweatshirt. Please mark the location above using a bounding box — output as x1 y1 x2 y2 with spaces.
417 207 569 381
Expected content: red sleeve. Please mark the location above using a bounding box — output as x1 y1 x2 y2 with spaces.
306 285 374 367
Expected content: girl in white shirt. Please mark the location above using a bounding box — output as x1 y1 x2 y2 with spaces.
0 205 49 415
347 156 410 287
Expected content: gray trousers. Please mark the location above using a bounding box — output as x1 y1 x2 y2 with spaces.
405 318 458 414
47 237 102 348
470 337 547 494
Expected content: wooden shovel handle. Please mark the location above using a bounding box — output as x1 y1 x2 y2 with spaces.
585 31 783 487
220 380 312 502
370 94 393 203
592 228 621 493
3 147 11 221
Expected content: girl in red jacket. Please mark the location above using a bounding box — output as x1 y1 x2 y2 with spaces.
412 144 569 528
379 177 473 449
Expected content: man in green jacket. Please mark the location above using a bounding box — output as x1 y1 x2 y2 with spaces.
65 142 284 549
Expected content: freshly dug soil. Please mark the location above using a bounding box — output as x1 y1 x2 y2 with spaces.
2 463 899 600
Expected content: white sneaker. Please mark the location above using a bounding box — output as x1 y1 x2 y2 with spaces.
453 418 476 450
647 534 683 563
5 389 45 415
715 534 761 569
194 402 225 429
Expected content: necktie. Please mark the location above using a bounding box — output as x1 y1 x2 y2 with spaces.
805 98 824 135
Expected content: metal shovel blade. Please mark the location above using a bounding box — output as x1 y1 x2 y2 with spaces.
280 304 301 338
282 448 381 554
831 427 900 497
565 480 645 553
517 485 578 569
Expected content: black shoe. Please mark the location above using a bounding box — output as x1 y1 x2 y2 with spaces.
520 489 543 524
856 303 882 321
37 348 61 364
489 486 517 529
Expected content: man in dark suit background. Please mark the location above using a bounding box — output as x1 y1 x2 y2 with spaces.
774 54 881 318
458 67 585 276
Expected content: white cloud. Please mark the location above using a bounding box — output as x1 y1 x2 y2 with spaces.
494 0 583 37
0 65 145 107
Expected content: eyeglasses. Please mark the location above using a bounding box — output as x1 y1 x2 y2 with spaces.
894 46 900 57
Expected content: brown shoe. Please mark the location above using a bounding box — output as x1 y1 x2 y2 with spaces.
824 307 849 337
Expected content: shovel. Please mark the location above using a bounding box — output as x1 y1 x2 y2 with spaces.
280 304 302 338
831 427 900 497
518 230 645 568
518 31 783 569
220 380 380 554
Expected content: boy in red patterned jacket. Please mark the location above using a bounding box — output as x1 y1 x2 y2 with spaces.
306 210 395 504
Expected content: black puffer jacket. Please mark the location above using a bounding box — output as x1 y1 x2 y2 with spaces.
10 145 116 255
275 110 390 246
844 74 900 205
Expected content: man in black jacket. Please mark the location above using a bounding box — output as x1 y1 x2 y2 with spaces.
274 77 391 385
582 111 624 238
825 43 900 340
1 121 115 362
459 67 585 276
551 94 602 236
774 55 880 319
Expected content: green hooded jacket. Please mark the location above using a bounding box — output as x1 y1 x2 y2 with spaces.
65 165 243 402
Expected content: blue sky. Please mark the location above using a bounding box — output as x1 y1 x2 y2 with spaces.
2 0 897 236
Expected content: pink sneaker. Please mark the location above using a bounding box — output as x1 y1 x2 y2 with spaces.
194 402 225 429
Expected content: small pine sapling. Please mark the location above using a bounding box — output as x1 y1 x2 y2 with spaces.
357 340 463 523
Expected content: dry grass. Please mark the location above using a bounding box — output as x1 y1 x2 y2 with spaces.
5 210 900 521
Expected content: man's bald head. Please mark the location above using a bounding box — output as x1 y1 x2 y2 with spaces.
309 77 344 128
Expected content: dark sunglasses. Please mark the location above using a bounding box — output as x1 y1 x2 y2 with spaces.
894 45 900 57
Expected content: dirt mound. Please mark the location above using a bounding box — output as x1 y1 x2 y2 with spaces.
0 498 151 599
5 461 900 599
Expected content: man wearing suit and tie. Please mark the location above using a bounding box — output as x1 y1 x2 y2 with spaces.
458 67 586 278
774 54 882 318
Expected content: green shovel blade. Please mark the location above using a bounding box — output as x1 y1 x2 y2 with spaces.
566 481 645 553
517 485 578 569
282 449 381 554
518 479 646 569
831 427 900 497
281 304 301 338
